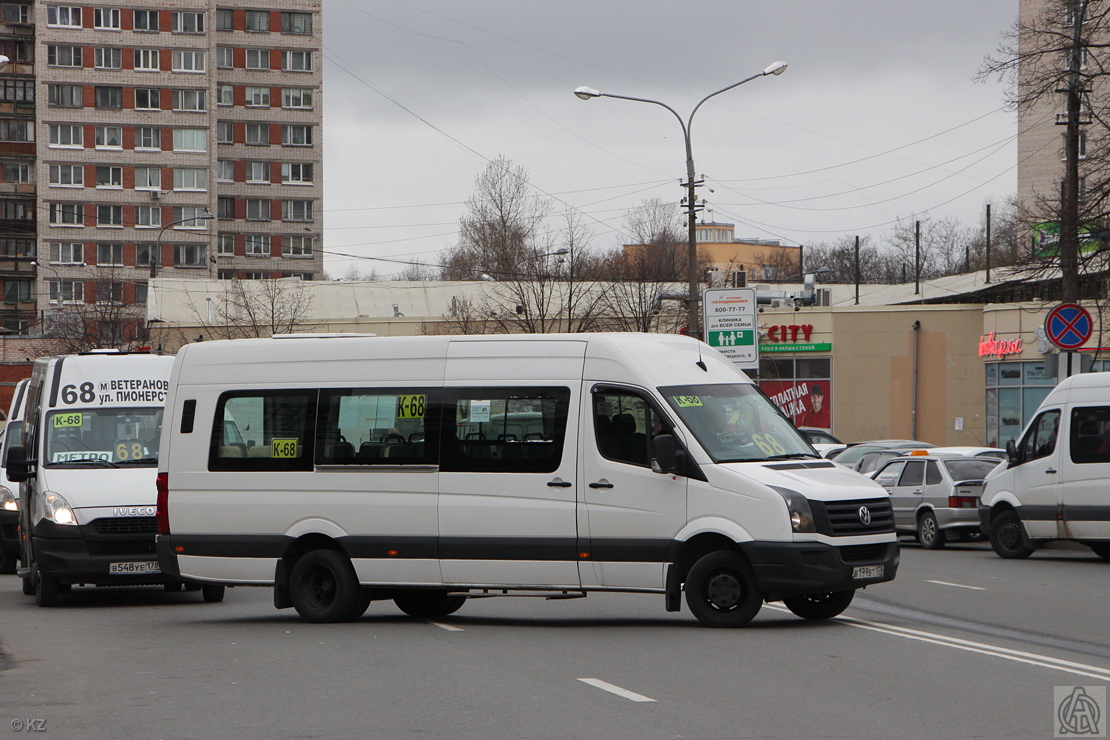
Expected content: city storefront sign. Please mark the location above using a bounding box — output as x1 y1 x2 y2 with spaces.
763 343 832 353
978 331 1023 359
765 324 814 342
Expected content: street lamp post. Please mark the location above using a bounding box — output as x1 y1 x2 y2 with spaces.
151 212 215 278
547 248 572 330
575 61 787 338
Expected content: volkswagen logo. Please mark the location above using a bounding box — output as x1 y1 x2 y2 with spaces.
858 506 872 526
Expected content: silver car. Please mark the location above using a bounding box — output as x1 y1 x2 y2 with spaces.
872 454 1001 549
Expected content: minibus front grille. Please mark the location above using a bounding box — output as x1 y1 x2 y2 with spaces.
90 517 158 535
838 544 888 563
87 540 157 556
810 498 894 536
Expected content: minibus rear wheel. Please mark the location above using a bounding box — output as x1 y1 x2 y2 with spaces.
289 549 362 623
684 551 762 628
394 590 467 619
783 590 855 620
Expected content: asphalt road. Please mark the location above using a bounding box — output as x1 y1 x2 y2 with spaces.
1 540 1108 740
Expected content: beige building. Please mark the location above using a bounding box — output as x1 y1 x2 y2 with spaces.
624 222 801 286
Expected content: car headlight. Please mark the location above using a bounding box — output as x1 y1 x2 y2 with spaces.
42 492 77 526
0 485 16 512
771 487 816 533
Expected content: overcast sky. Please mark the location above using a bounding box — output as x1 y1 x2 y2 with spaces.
320 0 1019 278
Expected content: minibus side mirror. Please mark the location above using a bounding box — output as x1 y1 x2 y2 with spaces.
1005 439 1020 467
5 444 35 483
651 434 678 474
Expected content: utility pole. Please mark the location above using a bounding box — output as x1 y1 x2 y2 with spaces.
1059 0 1087 303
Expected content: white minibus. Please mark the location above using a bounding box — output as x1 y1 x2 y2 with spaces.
5 351 224 605
0 378 29 573
157 333 899 627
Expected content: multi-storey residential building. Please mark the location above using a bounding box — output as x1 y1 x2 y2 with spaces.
22 0 322 344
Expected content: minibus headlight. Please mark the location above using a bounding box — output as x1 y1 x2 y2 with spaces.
0 486 16 512
772 487 816 534
42 492 77 526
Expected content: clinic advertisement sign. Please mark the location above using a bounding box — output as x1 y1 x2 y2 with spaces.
703 288 758 370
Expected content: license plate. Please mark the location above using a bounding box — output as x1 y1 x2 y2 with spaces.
109 561 160 574
852 564 884 580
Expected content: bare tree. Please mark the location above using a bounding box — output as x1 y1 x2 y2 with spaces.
396 260 437 281
191 279 317 339
40 272 148 353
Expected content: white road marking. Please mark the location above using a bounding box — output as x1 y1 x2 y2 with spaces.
766 605 1110 681
577 678 656 703
426 620 464 632
926 579 987 591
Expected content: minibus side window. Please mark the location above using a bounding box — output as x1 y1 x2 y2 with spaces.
592 389 670 469
1019 409 1060 463
440 387 569 474
315 389 438 465
1070 406 1110 464
209 390 316 471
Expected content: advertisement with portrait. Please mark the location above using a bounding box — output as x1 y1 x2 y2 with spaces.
760 379 832 431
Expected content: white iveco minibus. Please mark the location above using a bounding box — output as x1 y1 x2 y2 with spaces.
157 333 898 627
5 351 224 606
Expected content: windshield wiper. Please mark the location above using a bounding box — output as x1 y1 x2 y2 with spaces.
115 457 158 465
763 453 823 460
48 459 120 468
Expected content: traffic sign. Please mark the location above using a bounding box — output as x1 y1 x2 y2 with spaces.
703 288 758 369
1045 303 1093 350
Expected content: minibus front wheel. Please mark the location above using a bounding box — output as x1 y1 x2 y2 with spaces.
782 590 855 620
684 551 762 628
289 549 364 623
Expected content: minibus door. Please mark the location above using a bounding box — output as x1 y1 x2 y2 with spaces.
580 385 688 589
1011 408 1062 539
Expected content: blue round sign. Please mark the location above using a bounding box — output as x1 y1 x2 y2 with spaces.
1045 303 1093 350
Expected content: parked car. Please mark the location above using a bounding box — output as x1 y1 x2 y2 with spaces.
799 428 846 458
832 440 936 472
873 452 1001 549
924 446 1007 461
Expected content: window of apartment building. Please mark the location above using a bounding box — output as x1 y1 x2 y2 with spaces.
47 45 82 67
1 4 30 24
217 160 234 182
245 48 269 70
50 242 83 263
95 125 123 149
218 234 235 254
281 12 312 34
245 10 269 32
282 200 312 222
134 48 159 71
135 88 160 110
93 7 120 30
97 281 125 304
217 84 233 106
49 164 83 187
217 121 234 144
48 84 82 108
217 196 234 219
242 271 267 280
97 204 123 226
135 126 160 150
282 125 312 147
97 243 123 266
0 79 33 103
46 5 81 27
2 162 30 183
171 11 204 34
4 281 31 305
134 166 162 190
173 128 207 152
245 123 269 145
245 86 270 107
134 281 148 304
281 87 312 109
246 199 270 221
135 244 152 266
246 161 269 183
174 244 205 266
49 203 84 226
49 279 84 304
172 89 206 112
94 47 122 70
0 199 32 220
217 270 235 279
282 50 311 72
0 119 32 142
216 46 234 69
245 234 270 256
1062 131 1088 160
95 86 123 109
282 162 312 185
173 168 207 191
172 50 206 73
134 205 160 228
173 206 208 227
95 166 122 188
48 124 82 148
0 37 32 64
0 238 33 258
216 8 233 31
133 9 158 31
283 235 312 258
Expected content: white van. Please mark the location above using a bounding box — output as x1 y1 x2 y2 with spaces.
0 378 29 573
980 372 1110 560
5 351 225 605
156 333 899 627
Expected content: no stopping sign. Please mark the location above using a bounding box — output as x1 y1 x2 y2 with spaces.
1045 303 1093 350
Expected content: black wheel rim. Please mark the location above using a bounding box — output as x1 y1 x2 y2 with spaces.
704 569 743 612
998 522 1024 552
304 564 337 609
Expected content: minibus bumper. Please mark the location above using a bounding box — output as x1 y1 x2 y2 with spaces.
0 510 19 555
31 522 165 585
741 540 899 600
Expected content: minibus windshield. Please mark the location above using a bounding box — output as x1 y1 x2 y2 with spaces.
45 407 163 467
660 383 817 463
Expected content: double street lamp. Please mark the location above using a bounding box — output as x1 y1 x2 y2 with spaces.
575 61 787 338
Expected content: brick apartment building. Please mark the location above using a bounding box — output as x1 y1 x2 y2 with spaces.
0 0 323 345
